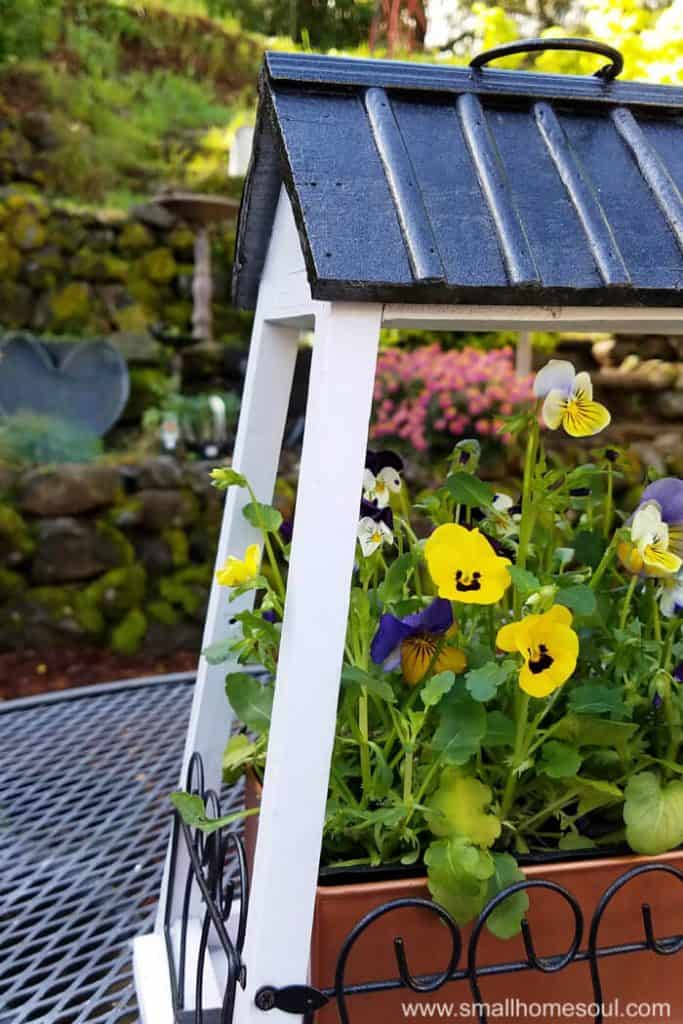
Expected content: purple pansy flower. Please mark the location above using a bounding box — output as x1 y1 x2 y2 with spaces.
370 597 466 686
674 663 683 683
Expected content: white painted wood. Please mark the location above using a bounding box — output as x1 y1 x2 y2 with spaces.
133 934 175 1024
156 309 299 933
233 301 382 1023
382 303 683 333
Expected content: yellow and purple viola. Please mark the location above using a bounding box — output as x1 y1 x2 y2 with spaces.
534 359 610 438
371 597 467 686
619 477 683 578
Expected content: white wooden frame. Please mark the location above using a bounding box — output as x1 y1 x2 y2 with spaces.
134 187 682 1024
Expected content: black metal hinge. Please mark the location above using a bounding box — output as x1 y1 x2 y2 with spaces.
255 985 329 1014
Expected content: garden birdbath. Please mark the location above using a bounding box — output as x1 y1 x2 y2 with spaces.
152 192 238 346
135 41 683 1024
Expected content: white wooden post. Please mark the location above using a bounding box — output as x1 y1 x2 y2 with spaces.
234 301 382 1022
157 307 300 932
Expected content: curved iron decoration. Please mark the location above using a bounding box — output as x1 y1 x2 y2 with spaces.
334 897 462 1022
173 752 249 1024
588 861 683 1024
470 37 624 81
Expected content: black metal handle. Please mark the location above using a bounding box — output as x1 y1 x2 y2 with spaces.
470 37 624 81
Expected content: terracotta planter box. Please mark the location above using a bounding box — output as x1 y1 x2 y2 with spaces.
244 777 683 1023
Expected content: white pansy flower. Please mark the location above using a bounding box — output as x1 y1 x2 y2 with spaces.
357 517 393 558
363 466 402 509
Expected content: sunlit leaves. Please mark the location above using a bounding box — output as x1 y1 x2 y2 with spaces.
624 772 683 855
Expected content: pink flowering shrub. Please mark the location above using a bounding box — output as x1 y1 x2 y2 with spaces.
371 344 534 454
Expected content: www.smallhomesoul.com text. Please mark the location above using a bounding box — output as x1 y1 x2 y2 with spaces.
400 999 672 1019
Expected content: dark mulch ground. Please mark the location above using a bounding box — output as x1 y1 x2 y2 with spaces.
0 646 198 701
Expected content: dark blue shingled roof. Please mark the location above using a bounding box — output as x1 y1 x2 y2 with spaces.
232 52 683 310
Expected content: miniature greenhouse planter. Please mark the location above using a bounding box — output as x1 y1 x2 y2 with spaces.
133 41 683 1024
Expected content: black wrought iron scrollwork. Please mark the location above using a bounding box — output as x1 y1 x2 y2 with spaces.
587 862 683 1024
166 752 249 1024
165 754 683 1024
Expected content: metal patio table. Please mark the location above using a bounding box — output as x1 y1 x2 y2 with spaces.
0 674 241 1024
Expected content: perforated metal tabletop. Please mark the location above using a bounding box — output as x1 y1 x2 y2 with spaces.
0 674 215 1024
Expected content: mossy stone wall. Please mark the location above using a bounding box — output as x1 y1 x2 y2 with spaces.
0 456 223 655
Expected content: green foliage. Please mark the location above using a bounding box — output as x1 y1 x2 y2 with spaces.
0 412 102 468
111 606 147 654
0 0 61 62
170 789 257 835
225 671 273 734
624 772 683 855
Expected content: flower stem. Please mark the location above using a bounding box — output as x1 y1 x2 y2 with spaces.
619 573 639 631
590 533 617 590
515 414 540 614
500 691 530 821
359 688 371 804
604 462 614 538
246 483 286 600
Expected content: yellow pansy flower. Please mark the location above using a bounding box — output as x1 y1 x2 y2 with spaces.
216 544 261 587
627 500 683 577
534 360 610 438
496 605 579 698
424 523 511 605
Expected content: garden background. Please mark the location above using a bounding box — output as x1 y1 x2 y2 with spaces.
1 0 682 697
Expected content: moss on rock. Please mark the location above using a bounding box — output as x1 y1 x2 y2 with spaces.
50 281 91 328
0 232 20 278
141 247 177 283
70 248 128 282
0 503 35 558
10 211 47 251
161 527 189 566
146 598 180 626
85 564 146 619
0 567 26 599
111 607 147 654
95 520 135 566
118 221 154 252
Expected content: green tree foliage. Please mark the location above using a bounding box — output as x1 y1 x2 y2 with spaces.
205 0 375 49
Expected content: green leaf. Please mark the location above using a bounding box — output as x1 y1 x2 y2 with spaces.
539 740 582 779
554 713 637 758
558 832 596 852
486 853 529 940
341 665 396 703
427 768 501 847
222 734 257 784
444 472 494 509
624 772 683 855
378 553 415 604
202 637 234 665
225 672 273 734
507 566 540 598
484 711 515 748
425 835 494 924
568 684 628 719
574 530 605 570
556 584 597 618
574 777 623 816
432 690 487 766
421 670 455 709
210 467 247 490
242 501 283 533
170 791 258 836
465 661 511 702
